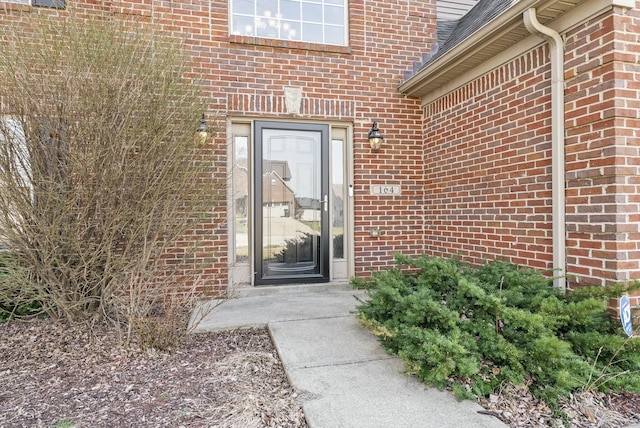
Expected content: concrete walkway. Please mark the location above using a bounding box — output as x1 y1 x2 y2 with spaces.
193 283 507 428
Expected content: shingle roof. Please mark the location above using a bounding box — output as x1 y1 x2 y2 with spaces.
436 19 459 48
404 0 516 80
438 0 515 55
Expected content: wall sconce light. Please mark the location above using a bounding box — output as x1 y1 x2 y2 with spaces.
367 121 384 151
196 114 209 143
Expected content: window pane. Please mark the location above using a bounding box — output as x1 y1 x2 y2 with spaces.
256 0 278 16
302 22 322 43
324 5 343 25
324 25 344 45
281 0 300 20
234 0 254 15
302 3 322 23
232 15 254 35
331 139 344 259
233 136 249 264
281 20 301 40
256 16 279 38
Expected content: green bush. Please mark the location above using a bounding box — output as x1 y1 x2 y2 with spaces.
355 255 640 412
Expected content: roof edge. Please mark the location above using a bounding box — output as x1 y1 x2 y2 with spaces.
399 0 558 96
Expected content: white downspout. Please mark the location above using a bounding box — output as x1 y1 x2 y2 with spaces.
523 8 566 289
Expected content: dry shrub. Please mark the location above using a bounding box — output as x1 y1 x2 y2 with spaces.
0 8 223 348
123 274 220 351
129 292 199 351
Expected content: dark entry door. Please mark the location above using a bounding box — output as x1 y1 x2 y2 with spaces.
255 121 330 285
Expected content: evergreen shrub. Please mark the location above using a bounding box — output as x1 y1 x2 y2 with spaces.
355 255 640 411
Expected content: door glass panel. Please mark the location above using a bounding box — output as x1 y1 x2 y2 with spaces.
260 127 325 278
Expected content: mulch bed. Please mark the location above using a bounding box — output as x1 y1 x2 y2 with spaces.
0 319 307 428
477 379 640 427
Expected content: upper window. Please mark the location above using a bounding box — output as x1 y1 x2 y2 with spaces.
230 0 347 46
0 0 64 8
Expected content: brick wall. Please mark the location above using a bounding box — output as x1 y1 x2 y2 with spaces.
565 3 640 288
0 0 436 290
422 47 555 271
422 3 640 289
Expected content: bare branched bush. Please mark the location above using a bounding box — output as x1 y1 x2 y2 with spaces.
0 11 223 347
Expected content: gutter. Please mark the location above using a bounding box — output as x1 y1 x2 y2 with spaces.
523 8 566 289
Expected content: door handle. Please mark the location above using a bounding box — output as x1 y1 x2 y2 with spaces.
322 195 328 212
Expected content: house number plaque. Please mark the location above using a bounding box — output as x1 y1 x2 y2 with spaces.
371 185 401 196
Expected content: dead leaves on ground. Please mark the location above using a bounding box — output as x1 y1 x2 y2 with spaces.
0 319 307 428
478 383 640 427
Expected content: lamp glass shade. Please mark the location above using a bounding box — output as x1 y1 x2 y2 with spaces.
196 116 208 143
367 122 383 151
369 137 383 150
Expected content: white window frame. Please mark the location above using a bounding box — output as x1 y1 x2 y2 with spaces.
229 0 348 46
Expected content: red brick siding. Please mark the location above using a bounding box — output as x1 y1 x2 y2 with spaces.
1 0 436 290
422 47 555 271
565 4 640 288
422 4 640 289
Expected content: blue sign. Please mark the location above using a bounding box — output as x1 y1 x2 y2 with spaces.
620 295 633 338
